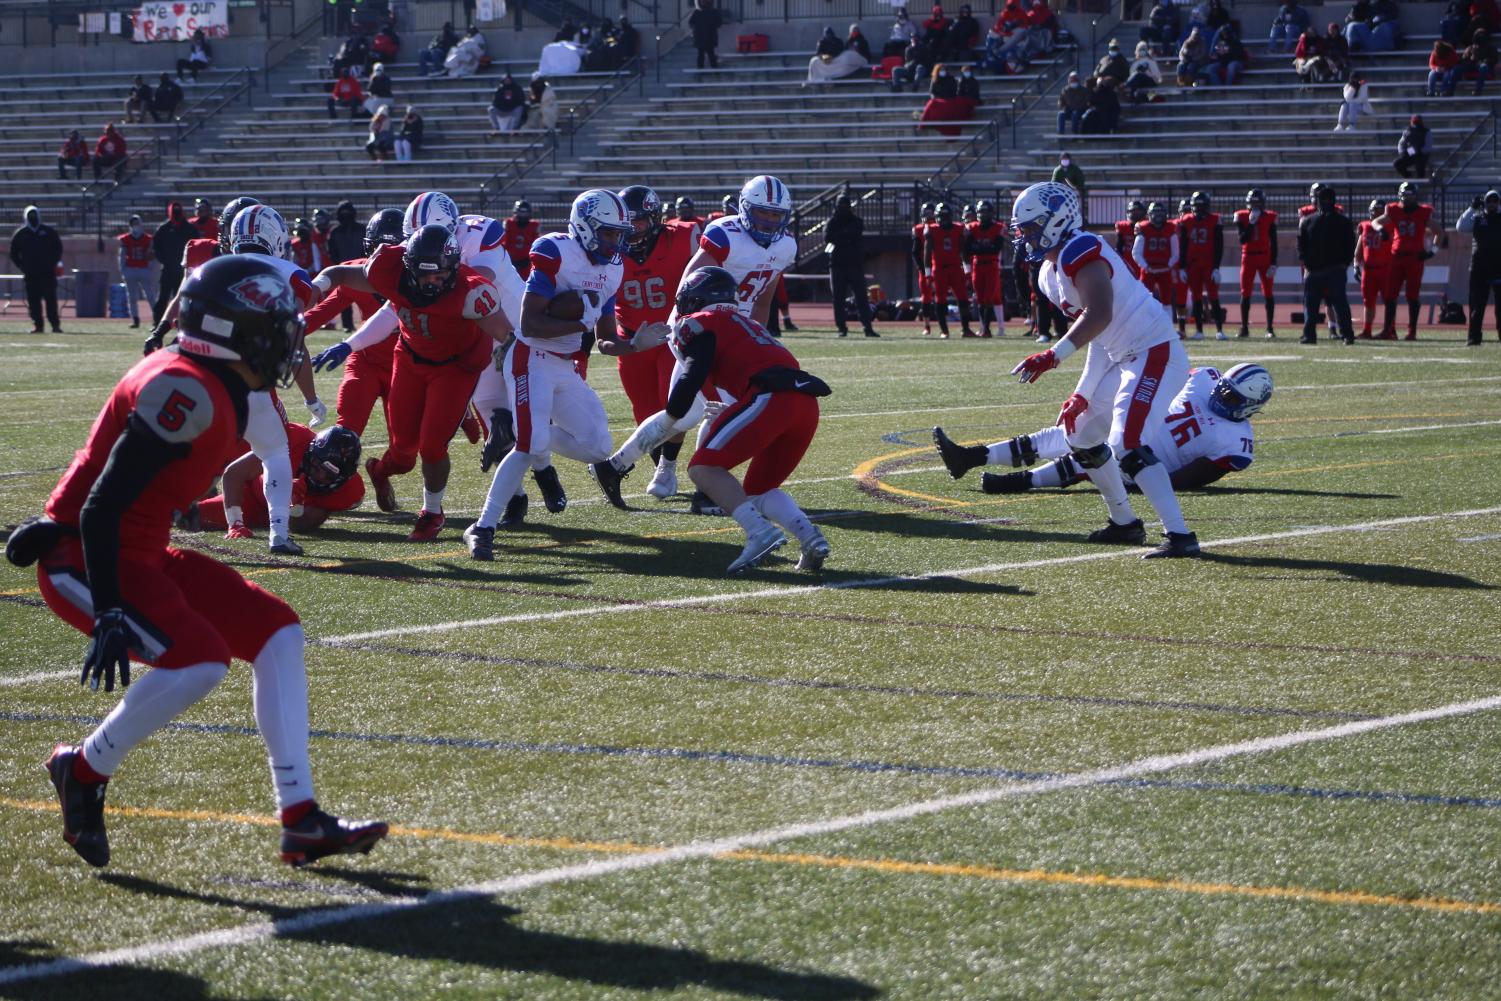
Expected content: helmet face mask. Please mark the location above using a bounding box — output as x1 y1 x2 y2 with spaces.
976 199 995 224
400 224 461 305
618 185 663 257
512 199 532 223
1246 188 1265 210
1398 181 1419 207
1369 198 1383 219
1149 202 1168 227
1191 192 1209 217
1128 200 1147 222
1208 363 1273 421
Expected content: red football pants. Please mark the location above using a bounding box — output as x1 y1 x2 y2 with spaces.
918 271 936 304
930 266 968 304
1141 269 1176 306
381 352 483 474
1239 257 1274 299
1385 255 1424 303
336 346 394 436
1361 265 1392 315
616 342 676 424
690 391 819 495
971 257 1002 305
1184 264 1220 305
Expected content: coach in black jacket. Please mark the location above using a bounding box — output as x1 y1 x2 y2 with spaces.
1458 190 1501 345
827 195 878 338
9 206 63 333
1297 186 1357 344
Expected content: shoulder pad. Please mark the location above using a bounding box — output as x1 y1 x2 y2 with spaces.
1059 232 1105 276
135 370 216 445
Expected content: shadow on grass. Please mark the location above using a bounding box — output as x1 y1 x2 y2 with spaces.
0 934 280 1001
1199 551 1496 589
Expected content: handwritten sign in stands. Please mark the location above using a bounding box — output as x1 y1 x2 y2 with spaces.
132 0 228 42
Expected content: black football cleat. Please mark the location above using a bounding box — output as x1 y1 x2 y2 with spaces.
932 426 987 479
173 502 203 532
689 490 725 516
463 522 495 561
279 807 388 867
499 493 528 528
480 407 516 472
1142 531 1201 559
1087 518 1147 545
980 471 1031 494
588 461 630 510
45 744 109 867
532 465 568 513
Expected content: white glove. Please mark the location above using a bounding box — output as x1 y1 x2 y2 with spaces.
305 398 327 427
580 297 603 333
702 399 727 420
632 322 670 351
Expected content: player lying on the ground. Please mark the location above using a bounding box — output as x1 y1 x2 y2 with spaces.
183 424 364 536
589 265 831 574
935 363 1272 495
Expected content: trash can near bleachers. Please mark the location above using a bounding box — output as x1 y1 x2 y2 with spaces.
108 283 129 318
74 270 108 318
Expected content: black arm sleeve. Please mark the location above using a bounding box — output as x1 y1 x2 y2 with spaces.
79 413 189 612
1213 223 1224 263
664 331 716 419
1268 221 1279 266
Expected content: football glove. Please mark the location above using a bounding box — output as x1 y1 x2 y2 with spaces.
1210 269 1220 284
82 608 136 692
311 342 353 373
1057 393 1089 435
480 407 516 473
702 399 727 421
305 398 328 427
632 322 671 351
143 323 170 355
1011 349 1059 384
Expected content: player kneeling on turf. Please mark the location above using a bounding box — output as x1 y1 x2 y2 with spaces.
591 266 831 574
184 424 365 536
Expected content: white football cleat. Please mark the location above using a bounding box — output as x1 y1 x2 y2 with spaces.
727 525 785 575
646 461 678 499
795 531 830 572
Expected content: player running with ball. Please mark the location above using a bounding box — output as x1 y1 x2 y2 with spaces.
989 181 1200 558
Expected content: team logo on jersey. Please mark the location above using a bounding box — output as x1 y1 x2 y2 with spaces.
228 274 293 312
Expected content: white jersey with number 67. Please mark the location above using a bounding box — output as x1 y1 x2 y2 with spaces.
697 216 796 315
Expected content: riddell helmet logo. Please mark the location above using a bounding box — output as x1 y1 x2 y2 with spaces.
229 274 291 312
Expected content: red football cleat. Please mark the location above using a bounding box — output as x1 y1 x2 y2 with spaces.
226 521 253 540
366 458 396 512
408 509 445 541
460 409 482 444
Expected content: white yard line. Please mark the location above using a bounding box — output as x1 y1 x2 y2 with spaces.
0 670 72 688
4 689 1498 986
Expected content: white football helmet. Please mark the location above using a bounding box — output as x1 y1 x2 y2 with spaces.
738 174 792 248
403 191 460 236
568 188 632 265
1208 363 1273 421
1009 181 1083 262
229 204 290 259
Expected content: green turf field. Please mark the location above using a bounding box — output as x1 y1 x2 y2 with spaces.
1 321 1498 999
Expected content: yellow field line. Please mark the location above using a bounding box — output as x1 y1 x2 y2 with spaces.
2 796 1494 916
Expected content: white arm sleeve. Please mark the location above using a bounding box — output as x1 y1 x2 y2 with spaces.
1071 342 1111 401
1132 234 1148 271
244 392 293 543
347 303 400 350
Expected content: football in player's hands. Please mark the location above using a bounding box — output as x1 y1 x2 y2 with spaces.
546 290 585 322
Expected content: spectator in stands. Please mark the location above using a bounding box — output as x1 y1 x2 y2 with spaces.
366 105 394 161
1081 75 1121 132
919 63 977 135
616 17 641 62
555 16 578 42
328 66 365 120
395 106 424 160
930 62 958 97
332 30 369 78
93 123 127 184
1177 27 1208 86
1469 0 1501 37
152 72 183 122
124 74 153 124
986 0 1055 74
946 4 981 59
922 6 952 52
1206 26 1246 85
1323 21 1352 79
444 29 486 78
1445 28 1498 93
1369 13 1402 51
371 20 400 63
1140 0 1180 56
1293 27 1328 82
153 202 193 322
488 72 527 135
957 64 981 100
1335 71 1375 130
891 35 933 91
808 26 870 83
10 206 63 333
1429 40 1461 93
849 24 873 61
117 214 155 329
57 130 89 180
1057 71 1088 132
420 22 458 77
1125 40 1162 100
1187 0 1231 40
1395 114 1433 176
1095 38 1129 84
527 75 559 132
367 62 394 109
1443 2 1467 45
176 28 212 81
886 7 918 56
1345 0 1372 26
827 194 878 337
690 0 723 70
1051 151 1086 197
1269 0 1311 53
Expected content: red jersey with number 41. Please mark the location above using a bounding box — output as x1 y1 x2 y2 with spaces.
618 222 696 332
1384 202 1433 257
364 242 497 369
46 349 245 559
671 304 799 401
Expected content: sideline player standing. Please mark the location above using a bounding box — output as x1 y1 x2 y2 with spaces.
501 199 540 278
1132 201 1178 321
1376 181 1445 340
1000 181 1200 558
1178 192 1225 340
964 199 1007 338
1114 200 1146 280
1234 188 1278 338
924 203 976 338
912 202 936 336
6 255 387 868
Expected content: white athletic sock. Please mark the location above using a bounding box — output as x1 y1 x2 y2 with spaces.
251 624 314 812
225 505 244 526
986 427 1067 467
1133 462 1190 535
477 448 533 528
1030 460 1067 488
730 500 774 539
752 489 820 546
422 487 446 512
1088 455 1138 525
81 662 228 777
530 450 552 470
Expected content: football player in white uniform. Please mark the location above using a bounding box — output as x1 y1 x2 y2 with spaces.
936 364 1270 495
463 189 668 560
683 174 797 328
1004 181 1200 558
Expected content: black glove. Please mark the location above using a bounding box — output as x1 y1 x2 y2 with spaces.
480 407 516 473
143 324 169 355
81 608 137 693
5 515 68 568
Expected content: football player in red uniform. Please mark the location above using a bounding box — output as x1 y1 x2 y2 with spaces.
592 266 831 573
1133 202 1178 316
311 225 512 540
7 255 387 869
707 194 735 222
674 195 705 231
190 197 219 245
192 423 365 535
1114 200 1147 279
179 195 260 276
1355 199 1394 338
1376 181 1444 339
964 199 1007 338
302 208 405 434
925 203 975 338
912 202 936 336
501 199 540 279
289 217 325 274
1178 191 1225 340
1234 188 1278 338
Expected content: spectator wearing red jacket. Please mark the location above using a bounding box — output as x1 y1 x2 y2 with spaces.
93 124 127 184
57 130 89 180
328 66 365 119
922 5 952 50
1429 39 1461 93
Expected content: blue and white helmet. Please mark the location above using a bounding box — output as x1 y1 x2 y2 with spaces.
1009 181 1083 262
403 191 460 237
568 188 632 265
1208 363 1273 421
738 174 792 248
229 204 290 259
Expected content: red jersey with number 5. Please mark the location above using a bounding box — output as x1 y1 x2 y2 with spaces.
364 242 496 369
1384 202 1433 257
46 349 245 559
618 223 696 332
671 304 799 400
